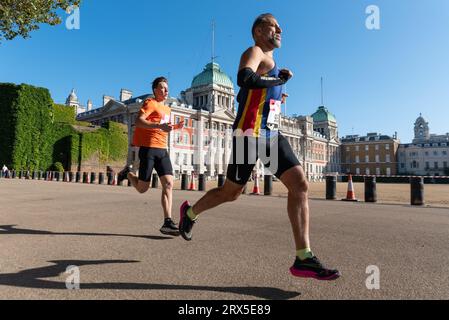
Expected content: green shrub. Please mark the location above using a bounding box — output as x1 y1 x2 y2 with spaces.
53 162 65 172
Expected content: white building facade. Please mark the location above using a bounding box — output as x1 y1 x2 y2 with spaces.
398 115 449 176
75 62 341 179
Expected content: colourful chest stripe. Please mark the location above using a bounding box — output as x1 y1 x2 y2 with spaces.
237 88 267 136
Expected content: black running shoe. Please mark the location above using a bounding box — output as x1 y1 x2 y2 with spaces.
117 165 133 183
159 218 180 236
179 201 195 241
290 256 341 281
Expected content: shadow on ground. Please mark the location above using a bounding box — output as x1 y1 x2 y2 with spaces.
0 225 171 240
0 260 301 300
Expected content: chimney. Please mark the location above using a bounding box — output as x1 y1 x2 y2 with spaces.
103 95 114 106
87 99 93 111
120 89 133 102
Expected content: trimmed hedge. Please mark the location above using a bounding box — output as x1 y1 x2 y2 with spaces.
0 83 53 171
0 83 128 171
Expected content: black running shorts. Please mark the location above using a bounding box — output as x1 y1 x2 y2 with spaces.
226 133 300 185
138 147 173 182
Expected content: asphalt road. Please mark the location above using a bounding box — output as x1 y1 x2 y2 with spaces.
1 179 448 300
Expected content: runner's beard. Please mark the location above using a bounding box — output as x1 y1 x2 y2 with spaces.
270 34 282 48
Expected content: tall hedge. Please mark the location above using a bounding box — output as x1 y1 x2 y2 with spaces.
0 83 128 171
0 83 53 170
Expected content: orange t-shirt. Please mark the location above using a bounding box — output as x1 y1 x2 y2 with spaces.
132 98 171 149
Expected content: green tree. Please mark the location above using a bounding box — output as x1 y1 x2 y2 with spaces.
0 0 81 43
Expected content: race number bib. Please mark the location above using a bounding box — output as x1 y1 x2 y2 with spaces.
267 99 281 130
160 114 170 125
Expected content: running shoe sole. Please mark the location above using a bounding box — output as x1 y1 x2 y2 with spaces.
290 267 341 281
159 227 180 236
179 201 192 241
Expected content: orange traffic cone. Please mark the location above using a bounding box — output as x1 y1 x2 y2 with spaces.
189 173 196 191
251 174 261 195
342 174 358 202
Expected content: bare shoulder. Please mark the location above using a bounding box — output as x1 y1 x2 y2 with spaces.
241 46 264 58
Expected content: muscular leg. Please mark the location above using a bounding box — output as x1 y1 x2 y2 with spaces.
191 179 245 216
127 172 150 194
159 175 174 219
279 165 310 251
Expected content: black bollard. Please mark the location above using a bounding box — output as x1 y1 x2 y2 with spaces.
152 173 159 188
181 173 188 190
128 178 132 187
32 171 38 180
69 172 74 182
99 172 105 185
264 175 273 196
326 176 337 200
90 172 96 184
411 177 424 206
82 172 88 183
18 171 23 179
11 170 16 179
26 171 30 179
218 174 225 187
76 172 81 183
55 171 61 182
198 174 206 191
364 176 377 203
107 172 114 185
38 171 43 180
62 172 68 182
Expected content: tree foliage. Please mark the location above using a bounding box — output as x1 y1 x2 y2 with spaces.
0 0 81 42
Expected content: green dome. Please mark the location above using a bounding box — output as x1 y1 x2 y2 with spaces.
191 62 234 88
312 106 337 123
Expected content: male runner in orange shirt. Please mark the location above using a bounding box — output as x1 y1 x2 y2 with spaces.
118 77 184 236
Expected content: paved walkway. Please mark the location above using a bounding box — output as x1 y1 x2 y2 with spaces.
0 180 448 299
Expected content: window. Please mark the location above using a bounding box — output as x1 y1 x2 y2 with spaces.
433 151 438 156
355 146 360 152
443 151 447 155
375 145 379 151
356 168 360 175
184 118 189 127
175 116 180 124
183 133 189 145
175 153 179 165
386 154 391 162
365 145 369 151
375 155 380 162
183 154 188 165
191 154 195 166
434 162 439 169
376 168 380 175
175 133 181 144
366 168 370 175
425 151 429 156
355 155 360 163
385 144 390 150
426 162 430 169
365 155 369 163
444 162 448 168
386 168 391 176
191 135 195 145
401 163 405 169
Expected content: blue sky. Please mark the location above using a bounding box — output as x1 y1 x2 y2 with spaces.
1 0 449 143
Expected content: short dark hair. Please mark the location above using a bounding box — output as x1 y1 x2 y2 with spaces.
152 77 168 93
251 13 275 38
